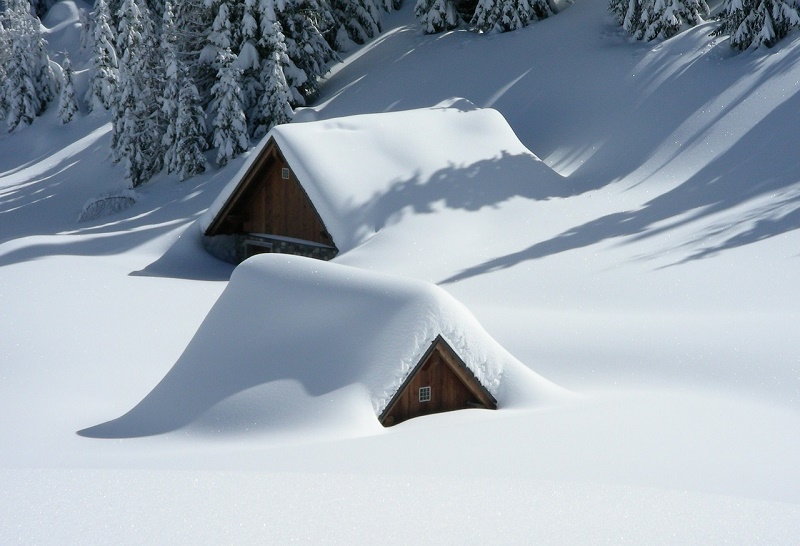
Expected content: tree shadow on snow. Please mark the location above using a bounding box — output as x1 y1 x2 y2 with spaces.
0 123 237 281
343 151 573 242
442 89 800 283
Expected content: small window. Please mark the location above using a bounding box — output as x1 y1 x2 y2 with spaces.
419 386 431 403
281 167 290 180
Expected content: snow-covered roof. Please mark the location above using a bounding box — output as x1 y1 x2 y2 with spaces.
201 100 558 255
82 254 561 437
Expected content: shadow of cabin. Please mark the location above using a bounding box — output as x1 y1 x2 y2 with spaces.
204 138 338 263
380 335 497 427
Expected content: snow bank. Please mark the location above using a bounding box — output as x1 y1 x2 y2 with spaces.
201 101 565 255
80 254 561 438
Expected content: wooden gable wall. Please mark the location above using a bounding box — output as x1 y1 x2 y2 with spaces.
380 336 497 427
206 139 335 248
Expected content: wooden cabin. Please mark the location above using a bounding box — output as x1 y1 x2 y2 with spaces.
204 138 338 263
202 104 555 265
379 335 497 427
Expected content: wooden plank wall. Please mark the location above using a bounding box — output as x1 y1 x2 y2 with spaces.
382 348 486 426
242 158 330 245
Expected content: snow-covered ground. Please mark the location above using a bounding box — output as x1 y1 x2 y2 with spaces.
1 0 799 542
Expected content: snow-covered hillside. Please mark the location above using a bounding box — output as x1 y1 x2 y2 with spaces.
1 0 799 542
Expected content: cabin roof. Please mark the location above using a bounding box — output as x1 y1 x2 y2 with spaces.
201 101 548 254
192 254 519 415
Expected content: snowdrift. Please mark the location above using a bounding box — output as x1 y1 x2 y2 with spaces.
80 254 561 438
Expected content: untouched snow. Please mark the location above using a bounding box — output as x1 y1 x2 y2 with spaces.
2 0 800 542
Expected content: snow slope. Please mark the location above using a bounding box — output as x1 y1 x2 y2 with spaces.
1 0 800 542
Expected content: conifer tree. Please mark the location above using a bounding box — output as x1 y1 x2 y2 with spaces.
609 0 644 38
715 0 800 49
113 0 164 185
172 0 214 103
641 0 708 40
57 54 79 124
85 0 119 113
206 0 237 52
276 0 337 104
211 49 248 167
251 21 294 137
610 0 710 40
414 0 461 34
330 0 382 46
0 18 9 122
160 0 182 173
174 74 208 180
238 0 263 119
472 0 553 33
379 0 402 11
3 0 57 131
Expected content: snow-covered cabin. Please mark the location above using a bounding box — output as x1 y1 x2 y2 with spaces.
201 101 551 263
379 333 497 427
80 255 561 437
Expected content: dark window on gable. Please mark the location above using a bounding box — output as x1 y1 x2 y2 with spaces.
419 386 431 403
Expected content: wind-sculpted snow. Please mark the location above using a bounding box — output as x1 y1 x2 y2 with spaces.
80 254 562 438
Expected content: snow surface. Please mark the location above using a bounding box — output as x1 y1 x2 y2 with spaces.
2 0 800 543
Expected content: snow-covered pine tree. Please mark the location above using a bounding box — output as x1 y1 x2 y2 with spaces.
378 0 402 11
414 0 460 34
715 0 800 49
210 48 248 166
28 4 58 107
330 0 382 47
251 20 294 138
276 0 338 104
609 0 647 38
160 0 181 173
611 0 710 40
3 0 58 131
113 0 164 185
641 0 709 40
238 0 263 121
472 0 554 33
0 18 9 122
85 0 119 113
206 0 240 53
57 54 78 124
173 0 214 104
174 73 208 180
3 48 38 131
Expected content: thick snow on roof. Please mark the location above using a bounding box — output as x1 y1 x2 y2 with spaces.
81 254 561 438
201 100 565 255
